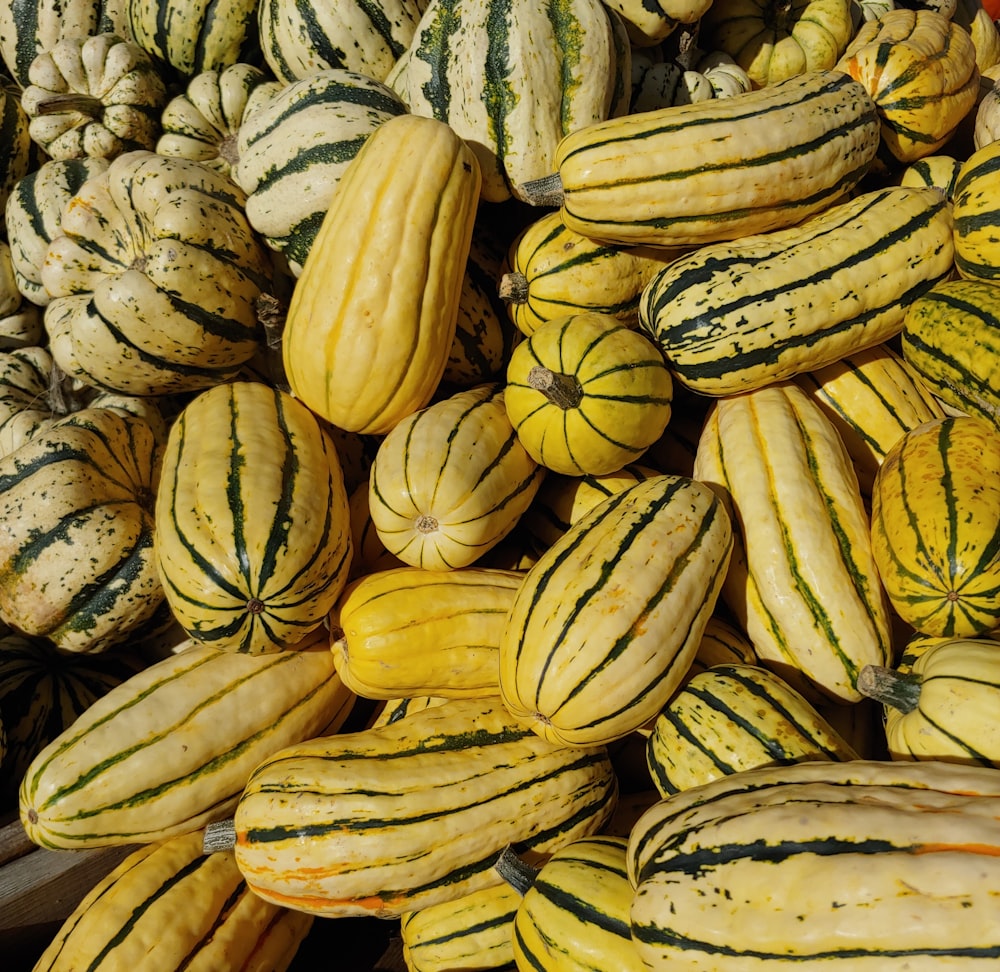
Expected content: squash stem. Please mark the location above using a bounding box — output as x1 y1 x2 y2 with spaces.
527 365 583 410
498 271 528 305
517 173 564 208
856 664 921 714
494 844 539 895
203 818 237 854
34 93 104 116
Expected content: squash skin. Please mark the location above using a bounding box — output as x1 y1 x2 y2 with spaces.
155 380 353 654
281 113 481 435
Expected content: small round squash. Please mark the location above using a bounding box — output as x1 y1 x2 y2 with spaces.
503 312 673 476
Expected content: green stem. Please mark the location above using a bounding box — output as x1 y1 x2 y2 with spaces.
856 664 921 714
527 365 583 410
494 845 539 895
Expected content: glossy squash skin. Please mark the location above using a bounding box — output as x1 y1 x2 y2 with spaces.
33 828 314 971
155 381 353 654
499 474 733 747
870 416 1000 638
628 759 1000 970
953 138 1000 283
281 113 481 435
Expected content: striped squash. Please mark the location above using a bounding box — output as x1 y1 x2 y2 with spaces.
281 112 481 435
387 0 627 203
637 186 954 397
330 564 525 699
217 694 617 917
0 345 62 458
0 240 42 349
682 614 758 684
3 156 110 307
870 415 1000 638
0 406 163 654
33 828 314 971
953 138 1000 282
645 662 859 797
693 382 894 704
794 341 947 495
155 381 353 654
900 279 1000 426
41 151 273 397
502 836 646 972
530 69 880 247
858 638 1000 766
400 881 520 972
19 631 356 849
900 153 963 197
606 0 712 46
0 632 141 802
628 759 1000 969
0 75 37 218
231 69 408 276
499 210 685 336
499 474 733 747
368 383 545 571
347 480 406 580
503 312 674 476
836 8 981 163
258 0 428 84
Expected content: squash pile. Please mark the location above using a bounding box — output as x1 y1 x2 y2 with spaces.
2 0 1000 969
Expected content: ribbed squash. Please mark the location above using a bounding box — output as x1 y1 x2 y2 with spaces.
953 138 1000 282
503 312 674 476
330 565 524 699
368 383 545 571
501 836 646 972
499 474 733 747
605 0 713 45
628 759 1000 970
387 0 627 203
0 406 162 654
19 630 356 849
699 0 855 88
281 112 481 435
900 153 963 196
835 7 981 162
681 614 759 685
0 241 42 349
794 341 947 495
870 415 1000 638
637 185 954 397
400 881 520 972
33 828 314 971
645 662 859 797
41 150 273 396
0 75 37 218
217 694 617 918
900 279 1000 425
498 210 684 335
693 382 894 704
858 637 1000 766
21 32 167 161
155 380 353 654
530 69 880 247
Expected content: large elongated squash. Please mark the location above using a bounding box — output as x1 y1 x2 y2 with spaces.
213 694 617 918
499 474 733 747
281 112 481 435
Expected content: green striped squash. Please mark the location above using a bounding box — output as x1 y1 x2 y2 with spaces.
637 186 954 397
4 156 110 307
627 759 1000 969
870 415 1000 638
682 615 757 684
499 474 733 747
19 630 356 849
0 0 133 88
693 382 894 705
400 881 520 972
220 694 617 917
901 279 1000 426
258 0 428 84
33 828 314 971
0 239 42 349
0 406 163 654
503 836 646 972
537 70 880 247
387 0 627 203
859 638 1000 767
900 153 963 197
0 345 62 458
231 69 408 276
155 380 353 654
795 341 947 496
0 75 36 218
645 663 859 797
368 383 545 571
954 138 1000 282
0 633 141 802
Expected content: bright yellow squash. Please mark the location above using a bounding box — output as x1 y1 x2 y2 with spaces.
281 112 481 435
